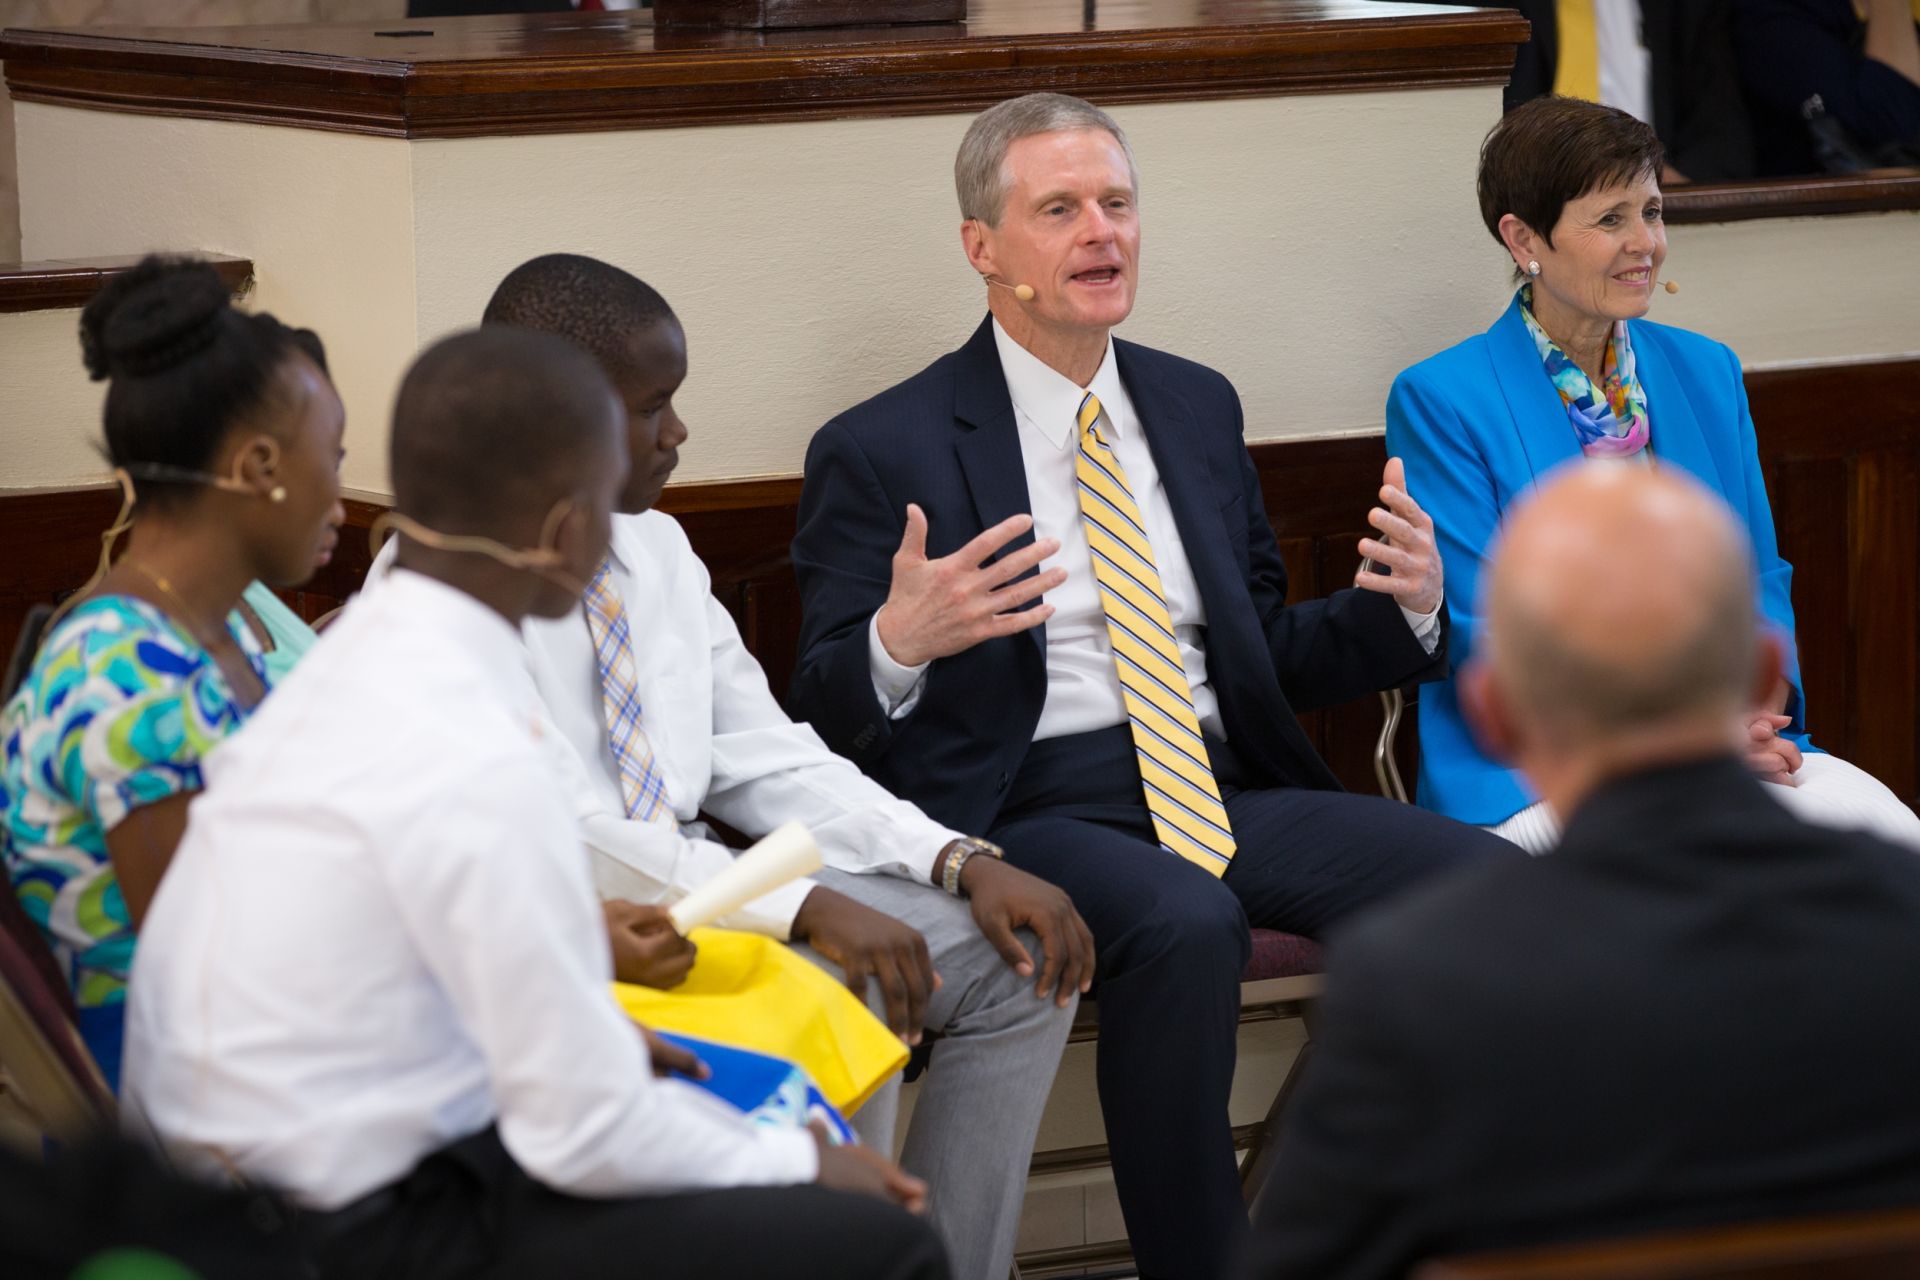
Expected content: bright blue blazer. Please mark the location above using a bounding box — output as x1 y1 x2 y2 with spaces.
1385 292 1808 826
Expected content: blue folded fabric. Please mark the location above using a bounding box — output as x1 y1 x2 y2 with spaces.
656 1032 856 1145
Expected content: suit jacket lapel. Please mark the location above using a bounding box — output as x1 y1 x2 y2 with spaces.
1488 292 1583 482
952 315 1044 654
1632 323 1728 494
1114 341 1237 615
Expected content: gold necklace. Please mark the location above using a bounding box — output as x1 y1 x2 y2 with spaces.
121 559 235 661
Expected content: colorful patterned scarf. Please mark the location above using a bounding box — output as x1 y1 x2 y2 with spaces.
1519 284 1651 459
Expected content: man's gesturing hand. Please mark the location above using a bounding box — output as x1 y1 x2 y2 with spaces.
1355 457 1445 617
959 856 1096 1008
874 504 1066 668
793 887 939 1045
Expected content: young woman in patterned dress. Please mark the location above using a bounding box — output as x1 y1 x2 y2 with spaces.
1 256 345 1090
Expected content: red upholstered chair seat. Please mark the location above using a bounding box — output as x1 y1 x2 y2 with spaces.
1243 928 1322 983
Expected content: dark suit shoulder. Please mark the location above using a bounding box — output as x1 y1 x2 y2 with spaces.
1329 848 1561 982
1336 783 1920 1008
1113 336 1236 399
820 346 968 445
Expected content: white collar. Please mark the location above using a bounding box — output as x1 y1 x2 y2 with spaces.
381 567 529 692
990 318 1130 451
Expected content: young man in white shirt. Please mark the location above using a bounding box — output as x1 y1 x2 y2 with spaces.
446 254 1098 1280
125 327 946 1280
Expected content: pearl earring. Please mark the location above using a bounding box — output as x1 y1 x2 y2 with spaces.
1526 260 1542 277
269 486 287 504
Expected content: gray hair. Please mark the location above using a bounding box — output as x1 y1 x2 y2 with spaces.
955 93 1139 227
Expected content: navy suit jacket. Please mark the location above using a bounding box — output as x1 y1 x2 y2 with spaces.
788 316 1449 838
1246 757 1920 1280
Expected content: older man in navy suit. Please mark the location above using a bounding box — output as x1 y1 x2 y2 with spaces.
788 93 1513 1279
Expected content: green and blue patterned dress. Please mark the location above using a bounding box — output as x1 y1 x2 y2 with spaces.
0 595 268 1092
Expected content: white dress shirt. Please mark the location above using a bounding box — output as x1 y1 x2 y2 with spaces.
123 569 817 1210
368 516 964 938
1596 0 1654 128
871 319 1438 737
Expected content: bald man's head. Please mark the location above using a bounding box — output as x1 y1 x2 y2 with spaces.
1482 464 1758 750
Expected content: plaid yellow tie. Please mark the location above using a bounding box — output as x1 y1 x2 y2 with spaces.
583 558 676 827
1075 392 1236 875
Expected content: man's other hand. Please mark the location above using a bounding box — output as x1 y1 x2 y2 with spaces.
1746 712 1803 786
1356 456 1445 616
604 900 698 990
793 887 939 1045
960 856 1095 1008
638 1025 709 1080
812 1121 929 1213
875 504 1066 667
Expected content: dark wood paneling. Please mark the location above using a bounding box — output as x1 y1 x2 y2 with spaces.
1664 170 1920 226
654 0 966 27
1747 358 1920 806
4 357 1916 803
0 254 252 314
0 2 1528 139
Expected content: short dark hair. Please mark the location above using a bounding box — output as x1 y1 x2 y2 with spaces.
481 254 674 385
390 325 619 536
1477 96 1664 249
80 255 328 507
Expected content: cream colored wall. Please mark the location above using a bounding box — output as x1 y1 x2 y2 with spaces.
411 87 1512 485
0 0 408 260
0 306 105 486
7 87 1918 499
1661 212 1920 367
9 103 417 495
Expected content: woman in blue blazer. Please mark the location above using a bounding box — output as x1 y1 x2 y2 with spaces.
1387 95 1920 852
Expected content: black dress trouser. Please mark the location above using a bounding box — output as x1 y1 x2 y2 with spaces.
309 1128 950 1280
988 727 1516 1280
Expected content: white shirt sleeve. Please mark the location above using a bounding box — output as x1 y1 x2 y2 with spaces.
868 611 930 720
702 593 956 888
539 715 818 940
390 753 819 1196
1400 601 1441 656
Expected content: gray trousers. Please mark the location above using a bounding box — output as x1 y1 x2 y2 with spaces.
791 867 1077 1280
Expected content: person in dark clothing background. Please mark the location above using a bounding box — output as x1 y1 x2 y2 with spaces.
1734 0 1920 174
1424 0 1755 181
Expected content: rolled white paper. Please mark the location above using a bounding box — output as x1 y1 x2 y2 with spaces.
667 820 822 934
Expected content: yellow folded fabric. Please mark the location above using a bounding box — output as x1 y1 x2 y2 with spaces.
613 927 908 1114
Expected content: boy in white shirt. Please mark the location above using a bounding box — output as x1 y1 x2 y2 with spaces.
125 326 945 1280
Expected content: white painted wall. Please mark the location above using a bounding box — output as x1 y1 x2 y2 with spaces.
406 88 1512 482
0 308 106 488
8 105 418 496
6 89 1918 499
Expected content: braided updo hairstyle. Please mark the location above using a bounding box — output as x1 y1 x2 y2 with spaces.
80 256 328 506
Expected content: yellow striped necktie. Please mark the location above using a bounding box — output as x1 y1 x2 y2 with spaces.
1074 392 1237 876
1551 0 1600 102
